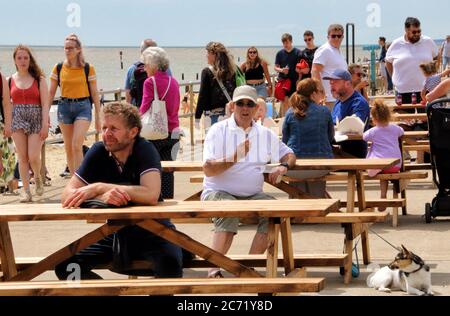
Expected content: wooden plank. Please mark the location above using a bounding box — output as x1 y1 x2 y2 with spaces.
296 211 389 224
0 278 325 296
286 268 307 278
344 235 353 285
339 199 405 208
9 222 125 282
266 219 279 278
393 113 427 121
280 218 294 275
361 229 371 265
403 145 430 152
404 163 431 170
347 172 356 212
3 254 350 271
0 222 18 280
356 171 366 212
0 200 338 222
137 219 261 278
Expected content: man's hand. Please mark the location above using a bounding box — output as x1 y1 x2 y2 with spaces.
268 165 288 185
62 185 99 208
98 188 131 207
235 139 250 161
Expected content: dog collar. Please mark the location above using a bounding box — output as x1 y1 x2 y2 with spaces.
403 264 424 277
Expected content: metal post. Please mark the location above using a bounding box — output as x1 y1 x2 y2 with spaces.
346 23 355 65
189 83 195 146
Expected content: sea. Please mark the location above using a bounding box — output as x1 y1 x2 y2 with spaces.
0 45 375 92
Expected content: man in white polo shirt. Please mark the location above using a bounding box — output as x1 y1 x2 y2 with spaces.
202 85 296 278
386 17 439 105
312 24 348 111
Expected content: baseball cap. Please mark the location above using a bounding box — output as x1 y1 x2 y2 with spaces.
232 85 258 104
323 69 352 81
296 59 309 70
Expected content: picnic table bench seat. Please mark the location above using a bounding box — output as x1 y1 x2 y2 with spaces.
0 277 325 296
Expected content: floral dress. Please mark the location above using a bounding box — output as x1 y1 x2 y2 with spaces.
0 120 16 187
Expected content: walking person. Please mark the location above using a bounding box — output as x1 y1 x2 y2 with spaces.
7 45 49 202
48 34 101 176
140 47 180 199
196 42 237 131
302 30 318 79
240 46 272 98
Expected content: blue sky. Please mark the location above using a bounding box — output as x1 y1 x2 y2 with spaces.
0 0 448 47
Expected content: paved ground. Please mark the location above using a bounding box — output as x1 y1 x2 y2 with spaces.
2 167 450 296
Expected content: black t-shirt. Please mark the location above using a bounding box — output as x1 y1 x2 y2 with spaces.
275 48 303 81
302 47 318 79
76 137 161 188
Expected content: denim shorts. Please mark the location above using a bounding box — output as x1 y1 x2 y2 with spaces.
249 83 268 98
57 98 92 124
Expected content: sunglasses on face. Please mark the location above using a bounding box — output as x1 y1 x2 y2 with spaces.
304 38 313 42
236 100 256 108
248 51 257 55
410 29 421 35
330 34 343 39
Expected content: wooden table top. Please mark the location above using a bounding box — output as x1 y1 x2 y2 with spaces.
0 200 339 222
393 113 428 121
162 158 400 172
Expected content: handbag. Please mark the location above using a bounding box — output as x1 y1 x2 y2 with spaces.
235 66 246 87
274 78 291 101
140 76 171 140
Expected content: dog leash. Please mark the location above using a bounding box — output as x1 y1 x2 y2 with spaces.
369 228 401 251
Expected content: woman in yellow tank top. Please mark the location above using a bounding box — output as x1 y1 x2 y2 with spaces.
48 34 101 176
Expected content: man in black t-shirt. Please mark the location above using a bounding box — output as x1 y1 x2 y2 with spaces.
274 33 303 116
301 30 318 79
56 102 183 279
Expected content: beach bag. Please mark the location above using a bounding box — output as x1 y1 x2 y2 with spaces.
129 62 148 107
274 78 291 101
141 76 170 140
235 66 246 87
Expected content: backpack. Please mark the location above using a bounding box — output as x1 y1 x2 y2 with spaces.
56 62 92 103
129 62 148 107
235 66 246 87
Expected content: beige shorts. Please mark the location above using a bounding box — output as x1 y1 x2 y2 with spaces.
202 191 275 234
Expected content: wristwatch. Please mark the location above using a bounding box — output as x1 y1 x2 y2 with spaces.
279 162 289 170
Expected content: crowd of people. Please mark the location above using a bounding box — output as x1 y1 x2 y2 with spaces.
0 17 449 280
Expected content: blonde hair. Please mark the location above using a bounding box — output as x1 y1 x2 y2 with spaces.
420 61 438 76
206 42 235 81
371 99 392 124
103 101 142 136
65 33 85 67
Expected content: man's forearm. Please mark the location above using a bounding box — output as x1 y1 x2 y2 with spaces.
280 153 297 169
95 183 159 205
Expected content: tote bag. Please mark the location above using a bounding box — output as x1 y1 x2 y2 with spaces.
141 76 171 140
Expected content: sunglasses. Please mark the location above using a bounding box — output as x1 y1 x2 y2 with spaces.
304 38 313 42
410 29 421 35
236 100 256 108
248 51 257 54
330 34 343 39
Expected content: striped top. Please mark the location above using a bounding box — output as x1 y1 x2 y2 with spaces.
424 74 441 93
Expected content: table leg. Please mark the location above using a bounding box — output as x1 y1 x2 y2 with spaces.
347 172 356 213
356 171 367 212
361 230 371 265
279 218 295 276
344 237 353 285
266 219 279 278
137 220 261 278
0 222 18 280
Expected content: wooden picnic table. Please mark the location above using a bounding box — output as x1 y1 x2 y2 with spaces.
393 113 428 121
162 158 399 213
0 200 338 291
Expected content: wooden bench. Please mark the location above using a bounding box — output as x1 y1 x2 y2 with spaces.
190 170 427 227
0 277 325 296
404 163 431 171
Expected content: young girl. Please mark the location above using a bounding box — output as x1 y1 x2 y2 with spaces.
363 100 404 211
48 34 101 176
8 45 49 202
420 61 450 103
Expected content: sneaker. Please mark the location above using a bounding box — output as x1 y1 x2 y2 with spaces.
19 189 32 203
35 177 44 196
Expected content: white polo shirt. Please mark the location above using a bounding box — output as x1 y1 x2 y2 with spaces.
202 114 293 197
313 42 348 102
386 35 439 93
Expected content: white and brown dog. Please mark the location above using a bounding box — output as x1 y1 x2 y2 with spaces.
367 245 433 296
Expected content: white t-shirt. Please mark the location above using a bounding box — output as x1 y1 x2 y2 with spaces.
386 35 439 93
202 114 293 197
313 42 348 102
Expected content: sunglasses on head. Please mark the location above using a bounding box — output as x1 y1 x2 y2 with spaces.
304 38 313 42
236 100 256 108
248 51 257 54
330 34 343 39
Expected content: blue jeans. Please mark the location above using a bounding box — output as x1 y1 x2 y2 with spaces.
249 83 268 98
57 98 92 124
54 224 183 279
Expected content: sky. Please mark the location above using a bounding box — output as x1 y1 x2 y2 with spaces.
0 0 448 47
